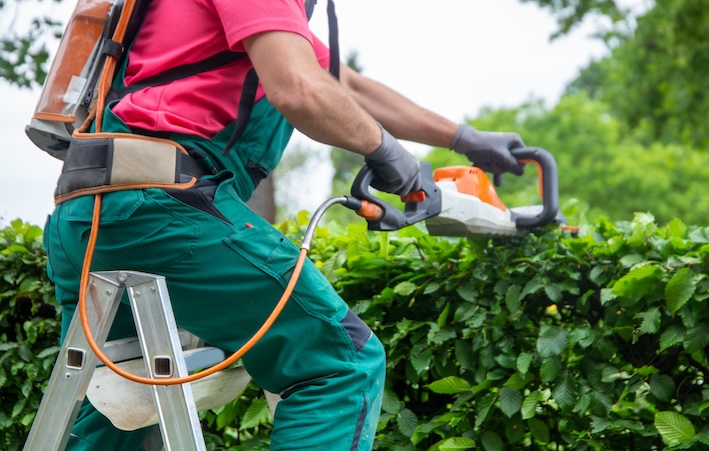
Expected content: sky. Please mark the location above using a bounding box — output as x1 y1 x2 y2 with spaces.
0 0 610 227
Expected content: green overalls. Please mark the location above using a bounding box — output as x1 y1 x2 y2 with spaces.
43 64 385 450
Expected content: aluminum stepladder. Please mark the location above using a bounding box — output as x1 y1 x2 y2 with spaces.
23 270 241 451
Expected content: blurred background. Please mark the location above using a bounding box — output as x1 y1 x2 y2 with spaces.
2 0 706 228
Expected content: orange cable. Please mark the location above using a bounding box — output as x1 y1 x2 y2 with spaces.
79 194 307 385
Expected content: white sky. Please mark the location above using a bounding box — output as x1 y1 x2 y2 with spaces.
0 0 610 227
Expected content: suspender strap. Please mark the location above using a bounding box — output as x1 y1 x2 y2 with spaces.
221 67 259 155
55 136 204 202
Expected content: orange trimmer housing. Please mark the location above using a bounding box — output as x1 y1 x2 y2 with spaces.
432 166 508 212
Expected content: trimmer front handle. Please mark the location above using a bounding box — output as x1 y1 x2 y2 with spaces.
510 147 559 229
349 162 442 231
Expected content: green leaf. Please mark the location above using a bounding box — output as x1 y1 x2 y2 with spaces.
654 411 696 445
540 357 562 383
410 346 432 375
381 388 403 414
396 408 418 438
516 352 533 374
439 437 476 450
437 302 451 328
475 392 496 429
667 218 687 238
649 374 675 402
424 281 440 294
544 284 562 302
239 398 270 430
635 307 661 335
620 254 644 268
685 323 709 353
521 391 539 420
660 325 686 351
590 265 608 286
688 226 709 243
665 268 696 315
456 284 476 302
481 430 504 451
536 326 568 357
591 416 613 433
504 372 533 391
520 276 544 300
528 417 550 443
427 376 471 395
552 371 579 411
455 339 475 371
394 281 417 296
499 387 523 418
613 264 661 299
600 288 617 305
505 284 521 314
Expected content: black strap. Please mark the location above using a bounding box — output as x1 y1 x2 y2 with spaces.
221 1 341 155
327 0 340 80
221 67 260 155
108 50 247 102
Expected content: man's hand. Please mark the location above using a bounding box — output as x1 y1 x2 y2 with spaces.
365 124 422 196
450 124 525 175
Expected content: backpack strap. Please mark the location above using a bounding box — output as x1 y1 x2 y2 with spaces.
221 0 341 155
107 50 247 103
326 0 340 79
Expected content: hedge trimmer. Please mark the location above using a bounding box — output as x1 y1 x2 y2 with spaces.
341 147 564 236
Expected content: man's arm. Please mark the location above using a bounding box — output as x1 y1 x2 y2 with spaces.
242 30 422 195
339 64 525 175
242 31 382 156
339 64 459 148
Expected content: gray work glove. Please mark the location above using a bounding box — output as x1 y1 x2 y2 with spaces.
450 124 525 175
365 124 422 196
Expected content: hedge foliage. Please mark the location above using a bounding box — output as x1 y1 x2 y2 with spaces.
2 213 709 450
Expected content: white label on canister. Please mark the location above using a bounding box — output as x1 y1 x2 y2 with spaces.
63 76 87 105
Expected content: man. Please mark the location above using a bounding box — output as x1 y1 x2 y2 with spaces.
43 0 525 449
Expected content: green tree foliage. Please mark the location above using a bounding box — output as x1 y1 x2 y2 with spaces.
529 0 709 149
0 0 62 87
425 93 709 226
575 0 709 149
519 0 625 38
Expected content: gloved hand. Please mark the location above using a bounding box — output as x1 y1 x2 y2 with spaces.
450 124 525 175
365 124 422 196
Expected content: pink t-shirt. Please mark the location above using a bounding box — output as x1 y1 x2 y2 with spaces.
112 0 330 138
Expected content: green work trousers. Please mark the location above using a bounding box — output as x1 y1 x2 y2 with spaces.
43 172 385 450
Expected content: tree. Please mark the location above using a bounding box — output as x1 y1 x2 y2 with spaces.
0 0 61 87
570 0 709 149
525 0 709 150
519 0 626 39
424 93 709 225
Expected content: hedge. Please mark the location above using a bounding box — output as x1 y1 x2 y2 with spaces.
2 213 708 450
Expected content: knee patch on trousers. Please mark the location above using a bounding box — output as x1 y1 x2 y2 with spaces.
340 309 373 352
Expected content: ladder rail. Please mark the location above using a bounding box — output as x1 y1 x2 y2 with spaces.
23 271 208 451
23 274 125 451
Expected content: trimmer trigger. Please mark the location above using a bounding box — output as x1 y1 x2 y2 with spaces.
401 191 426 203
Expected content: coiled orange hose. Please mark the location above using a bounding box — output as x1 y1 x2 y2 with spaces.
79 194 307 385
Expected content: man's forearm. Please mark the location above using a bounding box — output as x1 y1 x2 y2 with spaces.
340 65 459 148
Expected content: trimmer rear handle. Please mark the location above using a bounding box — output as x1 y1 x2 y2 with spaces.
350 162 442 231
510 147 559 229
